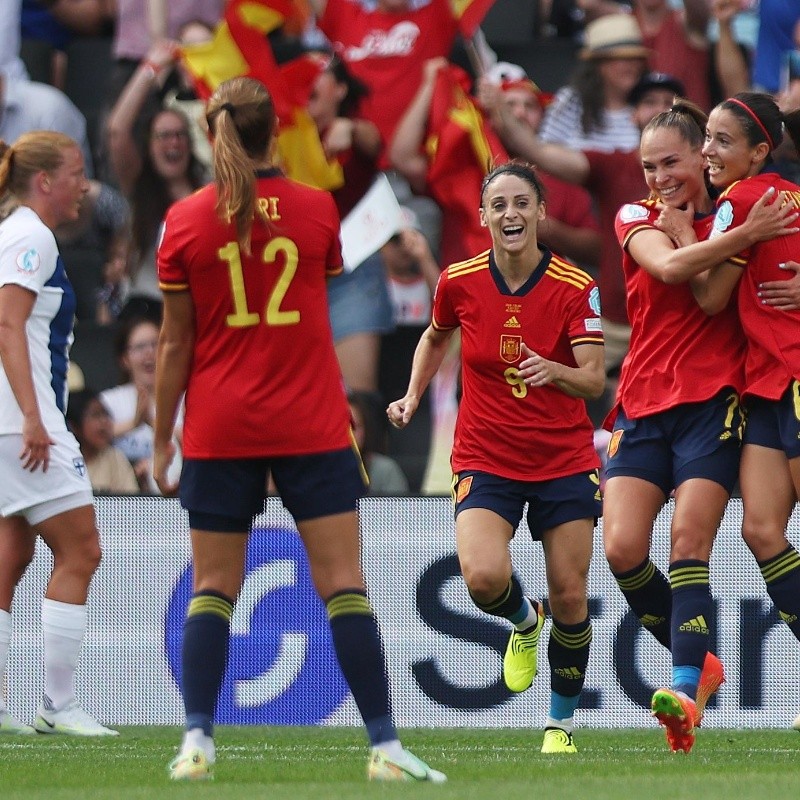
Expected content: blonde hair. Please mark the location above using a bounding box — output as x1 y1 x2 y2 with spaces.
205 77 277 254
0 131 77 221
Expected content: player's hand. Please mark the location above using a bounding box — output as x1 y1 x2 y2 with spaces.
387 395 419 429
744 187 800 243
518 342 559 387
20 416 54 472
654 202 695 245
757 260 800 310
153 440 179 496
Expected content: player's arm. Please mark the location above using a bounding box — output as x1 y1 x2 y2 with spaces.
517 340 604 399
387 324 454 428
756 260 800 310
0 284 53 472
649 190 799 283
154 289 194 496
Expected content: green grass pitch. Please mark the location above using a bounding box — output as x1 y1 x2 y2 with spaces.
2 726 800 800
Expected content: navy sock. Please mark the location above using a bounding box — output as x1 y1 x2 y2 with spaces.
470 574 526 620
548 615 592 699
182 590 234 736
669 560 711 699
613 558 671 649
327 590 396 746
760 546 800 641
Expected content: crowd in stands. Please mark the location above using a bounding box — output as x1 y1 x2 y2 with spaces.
3 0 799 495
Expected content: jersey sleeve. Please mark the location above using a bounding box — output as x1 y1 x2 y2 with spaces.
0 215 58 294
614 201 657 250
431 268 458 330
567 280 604 348
708 187 753 266
157 204 190 292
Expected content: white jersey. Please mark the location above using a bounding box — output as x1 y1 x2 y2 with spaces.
0 206 75 435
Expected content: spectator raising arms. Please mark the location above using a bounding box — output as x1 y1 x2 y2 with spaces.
153 76 445 783
0 131 115 737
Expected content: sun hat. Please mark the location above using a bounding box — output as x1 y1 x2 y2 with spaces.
580 13 650 60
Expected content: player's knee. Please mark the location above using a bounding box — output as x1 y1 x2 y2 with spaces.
742 518 786 561
463 564 505 605
604 534 644 574
547 582 587 623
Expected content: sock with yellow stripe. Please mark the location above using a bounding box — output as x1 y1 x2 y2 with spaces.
759 546 800 640
326 589 396 746
612 558 672 648
669 560 711 699
548 615 591 703
182 590 234 736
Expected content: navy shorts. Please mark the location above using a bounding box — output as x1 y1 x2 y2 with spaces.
743 382 800 459
452 469 601 541
604 387 743 496
180 447 367 532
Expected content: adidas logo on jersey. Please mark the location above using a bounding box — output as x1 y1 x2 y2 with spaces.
504 316 521 328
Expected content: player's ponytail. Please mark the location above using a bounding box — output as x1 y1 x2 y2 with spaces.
207 77 277 255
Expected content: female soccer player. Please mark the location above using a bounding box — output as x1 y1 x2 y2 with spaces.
651 91 800 737
153 77 445 783
0 131 116 736
388 161 605 754
601 99 796 753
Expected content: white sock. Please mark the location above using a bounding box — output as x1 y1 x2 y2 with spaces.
0 609 10 713
546 715 574 734
42 598 87 710
514 598 541 631
373 739 403 759
182 727 216 763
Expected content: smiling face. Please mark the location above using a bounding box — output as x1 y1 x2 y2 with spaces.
148 110 192 180
480 172 545 256
702 107 769 189
76 397 114 455
121 320 159 389
640 126 706 208
502 87 544 132
46 145 89 225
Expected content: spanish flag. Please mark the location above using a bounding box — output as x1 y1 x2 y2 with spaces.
179 0 343 190
451 0 497 37
425 65 505 264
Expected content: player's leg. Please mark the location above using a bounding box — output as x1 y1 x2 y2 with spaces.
285 449 445 783
0 516 36 734
453 473 543 693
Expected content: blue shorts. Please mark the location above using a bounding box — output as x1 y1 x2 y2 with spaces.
604 388 743 496
327 251 394 341
743 382 800 458
452 469 601 541
180 447 367 532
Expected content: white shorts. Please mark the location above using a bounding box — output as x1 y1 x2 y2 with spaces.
0 431 93 525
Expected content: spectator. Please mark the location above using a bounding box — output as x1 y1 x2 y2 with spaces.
100 316 183 494
65 388 139 494
106 38 209 321
752 0 800 94
0 72 94 176
305 52 391 393
348 390 409 494
0 0 29 83
538 13 647 151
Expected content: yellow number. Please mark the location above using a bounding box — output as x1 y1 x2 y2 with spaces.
793 381 800 422
218 237 300 328
504 367 527 399
219 241 259 328
723 391 743 438
264 238 300 326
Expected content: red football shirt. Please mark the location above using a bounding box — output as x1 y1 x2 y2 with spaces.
710 172 800 400
432 248 603 481
319 0 458 168
610 199 746 423
157 171 352 458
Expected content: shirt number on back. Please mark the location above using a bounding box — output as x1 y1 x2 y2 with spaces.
219 237 300 328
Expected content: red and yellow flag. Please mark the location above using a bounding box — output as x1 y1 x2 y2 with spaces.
425 65 506 264
179 0 343 190
451 0 496 37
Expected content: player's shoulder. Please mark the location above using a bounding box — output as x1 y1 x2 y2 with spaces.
167 184 216 221
544 252 595 291
444 249 491 280
616 197 657 224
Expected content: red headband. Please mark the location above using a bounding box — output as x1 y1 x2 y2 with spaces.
727 97 776 150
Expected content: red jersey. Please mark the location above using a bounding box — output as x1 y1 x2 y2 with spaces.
711 172 800 400
157 170 352 458
432 248 603 481
585 149 649 324
319 0 458 167
610 199 746 424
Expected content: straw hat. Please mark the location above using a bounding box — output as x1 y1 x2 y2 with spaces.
580 14 650 60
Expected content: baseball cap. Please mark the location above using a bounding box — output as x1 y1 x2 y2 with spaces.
628 72 685 106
